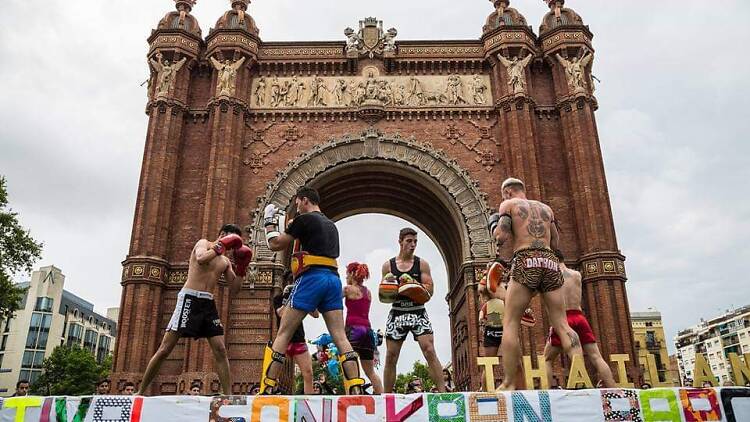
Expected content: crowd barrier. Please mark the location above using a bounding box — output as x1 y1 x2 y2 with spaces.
2 388 750 422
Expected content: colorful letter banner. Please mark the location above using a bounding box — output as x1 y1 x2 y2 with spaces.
1 388 748 422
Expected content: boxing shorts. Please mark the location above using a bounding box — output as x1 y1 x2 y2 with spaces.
549 309 597 347
346 325 375 360
483 326 503 348
166 288 224 339
286 342 309 357
288 267 343 313
385 308 433 341
510 248 563 293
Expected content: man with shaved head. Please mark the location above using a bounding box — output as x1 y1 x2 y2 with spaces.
489 177 583 390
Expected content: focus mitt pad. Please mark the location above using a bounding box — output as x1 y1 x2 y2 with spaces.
486 261 506 293
378 273 399 303
397 277 431 304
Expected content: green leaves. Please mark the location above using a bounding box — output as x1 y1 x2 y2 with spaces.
0 176 43 320
394 360 435 393
30 346 111 396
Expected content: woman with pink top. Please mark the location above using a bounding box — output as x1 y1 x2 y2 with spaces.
344 262 384 394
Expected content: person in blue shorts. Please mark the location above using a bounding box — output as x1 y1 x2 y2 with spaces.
260 186 365 395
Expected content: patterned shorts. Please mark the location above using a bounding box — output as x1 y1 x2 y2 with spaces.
385 308 433 341
510 248 563 293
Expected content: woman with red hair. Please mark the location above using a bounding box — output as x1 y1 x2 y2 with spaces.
344 262 384 394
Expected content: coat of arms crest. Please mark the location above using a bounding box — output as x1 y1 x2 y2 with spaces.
344 17 398 58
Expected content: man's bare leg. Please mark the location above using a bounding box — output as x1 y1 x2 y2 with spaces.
293 351 315 394
207 335 231 395
265 307 308 383
498 280 534 390
584 343 616 388
543 341 562 388
137 331 180 395
541 289 583 359
383 338 404 393
416 334 446 392
361 359 384 394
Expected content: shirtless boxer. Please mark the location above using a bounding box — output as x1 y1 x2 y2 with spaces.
137 224 252 395
491 178 583 390
381 228 445 393
544 249 616 388
261 186 365 395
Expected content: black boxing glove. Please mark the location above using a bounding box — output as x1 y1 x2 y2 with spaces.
488 213 500 234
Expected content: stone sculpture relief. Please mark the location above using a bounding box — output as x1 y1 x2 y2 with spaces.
250 74 490 109
210 56 246 97
497 53 533 94
555 50 593 92
149 52 187 98
344 18 398 58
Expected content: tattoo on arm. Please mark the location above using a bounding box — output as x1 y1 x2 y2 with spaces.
499 215 512 233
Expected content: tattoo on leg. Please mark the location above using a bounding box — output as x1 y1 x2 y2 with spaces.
567 331 581 349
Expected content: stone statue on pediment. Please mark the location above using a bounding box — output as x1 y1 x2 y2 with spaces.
210 56 246 97
498 53 532 94
556 50 593 92
150 52 187 98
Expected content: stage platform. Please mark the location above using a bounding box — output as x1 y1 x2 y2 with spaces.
1 388 749 421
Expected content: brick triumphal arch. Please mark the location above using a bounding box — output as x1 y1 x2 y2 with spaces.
113 0 638 394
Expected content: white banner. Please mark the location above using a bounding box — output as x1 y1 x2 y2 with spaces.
2 388 750 422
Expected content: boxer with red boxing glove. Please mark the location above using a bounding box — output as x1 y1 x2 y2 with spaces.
138 223 249 396
381 228 445 393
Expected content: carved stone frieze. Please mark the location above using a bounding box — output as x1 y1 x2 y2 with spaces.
250 74 491 109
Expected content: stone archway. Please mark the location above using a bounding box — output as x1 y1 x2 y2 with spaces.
247 128 494 389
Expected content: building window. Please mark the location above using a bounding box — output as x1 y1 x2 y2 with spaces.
67 323 83 347
83 329 98 353
25 313 52 350
34 297 53 312
0 335 7 351
97 336 111 363
646 322 653 327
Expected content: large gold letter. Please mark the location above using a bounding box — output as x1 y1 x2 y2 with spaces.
566 355 593 389
610 354 634 388
477 356 500 392
522 355 549 390
728 353 750 386
692 353 716 387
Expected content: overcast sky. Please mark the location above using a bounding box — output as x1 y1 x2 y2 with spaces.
1 0 748 378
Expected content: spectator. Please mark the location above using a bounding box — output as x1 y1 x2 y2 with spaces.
13 380 29 397
429 386 439 393
96 379 111 395
317 373 336 395
248 383 260 395
406 377 424 394
442 369 455 392
312 382 323 395
121 382 136 395
640 383 652 390
189 382 202 396
722 379 735 387
702 381 714 388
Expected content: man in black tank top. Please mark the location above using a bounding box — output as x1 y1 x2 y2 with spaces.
380 228 446 393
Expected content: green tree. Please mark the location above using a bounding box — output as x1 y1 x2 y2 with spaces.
0 176 43 320
394 361 434 393
31 346 111 396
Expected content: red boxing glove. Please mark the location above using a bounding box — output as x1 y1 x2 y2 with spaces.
233 245 253 277
213 234 243 255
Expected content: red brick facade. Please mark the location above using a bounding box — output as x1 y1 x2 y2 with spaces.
112 0 639 393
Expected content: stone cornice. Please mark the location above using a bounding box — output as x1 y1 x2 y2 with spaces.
145 97 189 115
539 25 594 55
147 30 204 59
577 251 627 282
556 94 598 112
